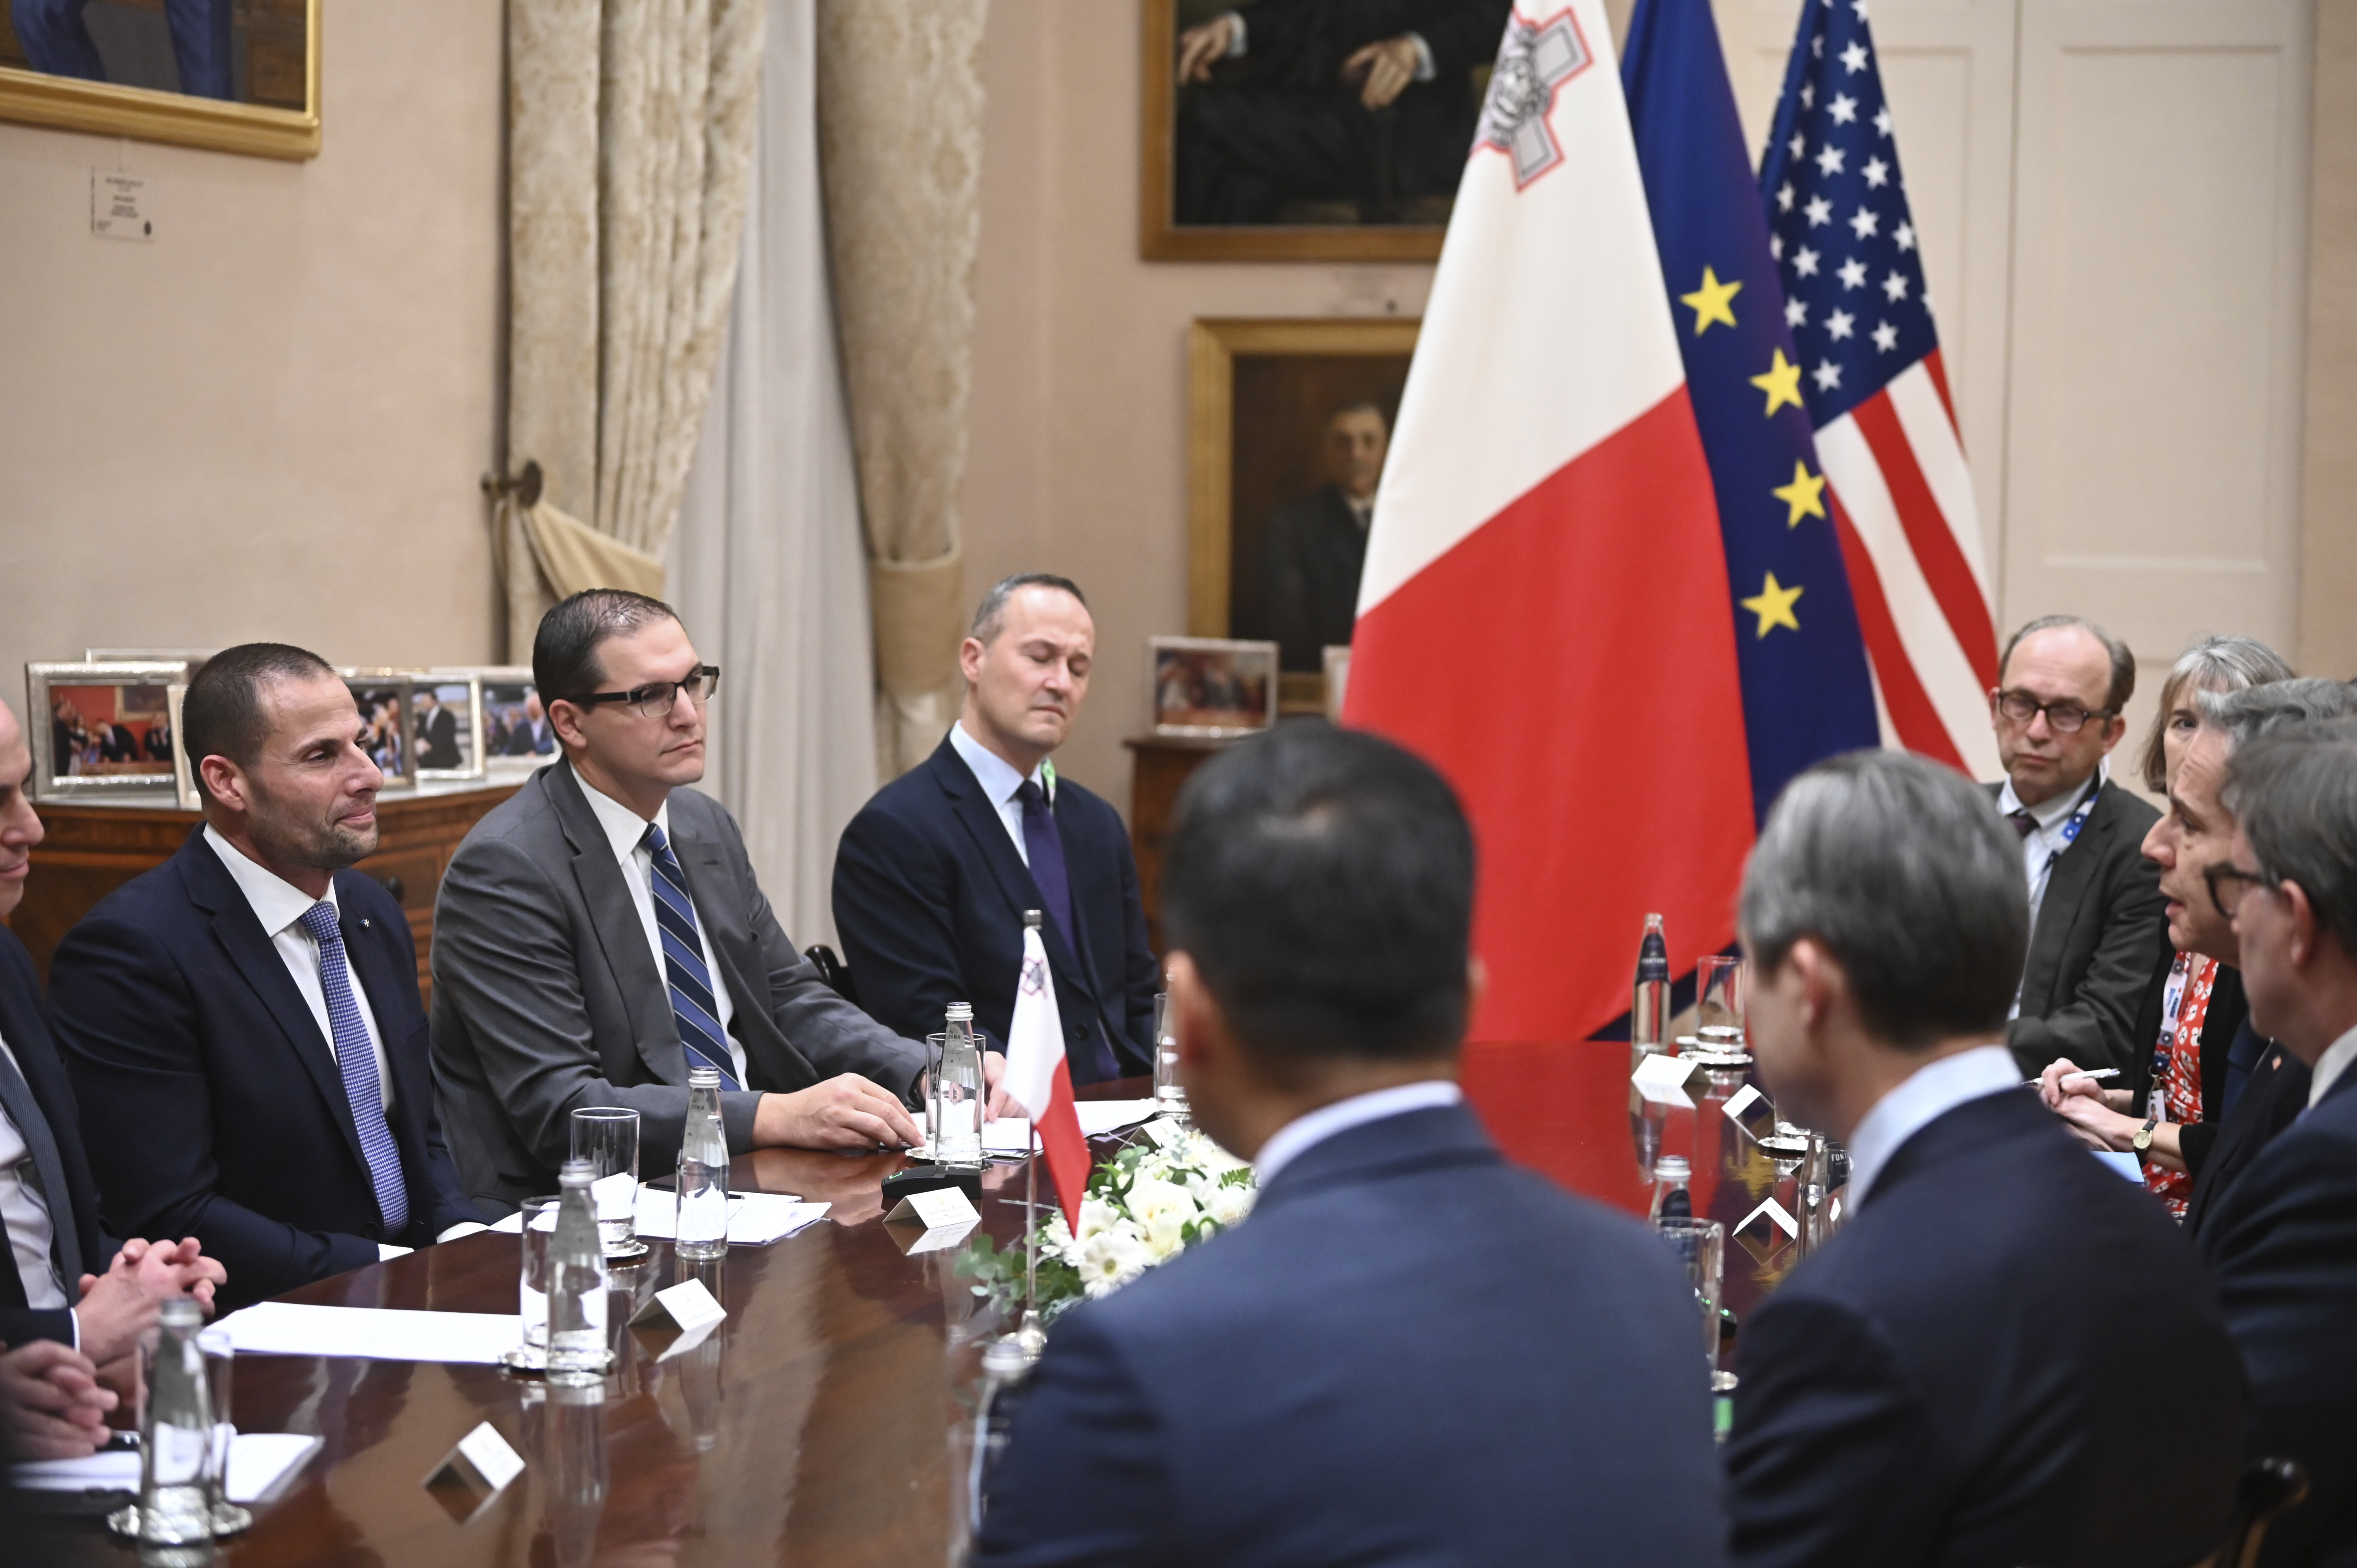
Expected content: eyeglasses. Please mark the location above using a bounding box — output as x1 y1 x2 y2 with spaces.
1990 688 2117 735
569 666 721 719
2203 860 2278 921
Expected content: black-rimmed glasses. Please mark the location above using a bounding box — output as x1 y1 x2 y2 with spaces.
569 665 721 719
2204 860 2277 921
1989 687 2117 735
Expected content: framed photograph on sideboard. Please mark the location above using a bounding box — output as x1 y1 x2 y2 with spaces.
339 670 416 791
476 666 558 775
410 672 487 782
1148 636 1279 736
25 661 186 800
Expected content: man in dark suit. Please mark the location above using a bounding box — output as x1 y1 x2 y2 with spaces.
433 591 928 1212
976 723 1726 1568
413 688 462 771
2199 721 2357 1564
0 699 223 1460
1726 749 2244 1568
836 574 1157 1089
1260 403 1386 672
1988 615 2166 1075
505 693 557 756
48 646 484 1312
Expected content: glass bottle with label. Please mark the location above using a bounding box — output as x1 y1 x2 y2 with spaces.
936 1001 984 1169
546 1157 611 1380
1633 913 1671 1054
676 1066 731 1260
1649 1154 1694 1222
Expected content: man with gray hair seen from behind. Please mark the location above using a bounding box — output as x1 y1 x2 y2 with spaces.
430 590 928 1213
1725 749 2244 1568
2197 713 2357 1565
1988 614 2167 1077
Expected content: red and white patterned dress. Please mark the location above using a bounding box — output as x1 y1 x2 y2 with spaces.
2146 952 2217 1218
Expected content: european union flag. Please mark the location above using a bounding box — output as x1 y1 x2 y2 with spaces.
1623 0 1880 825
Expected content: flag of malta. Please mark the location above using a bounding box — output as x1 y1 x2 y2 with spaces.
1002 920 1088 1230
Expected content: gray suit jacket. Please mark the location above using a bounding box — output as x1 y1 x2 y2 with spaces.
429 760 925 1210
1995 777 2166 1078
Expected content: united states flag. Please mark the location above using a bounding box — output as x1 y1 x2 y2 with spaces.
1760 0 2000 777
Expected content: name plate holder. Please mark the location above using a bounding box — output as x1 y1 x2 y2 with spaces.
422 1420 525 1524
630 1278 728 1359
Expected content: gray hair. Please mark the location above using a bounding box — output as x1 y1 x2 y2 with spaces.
2001 614 2136 714
2225 720 2357 962
1739 750 2028 1051
2136 635 2293 791
970 573 1088 645
2200 678 2357 756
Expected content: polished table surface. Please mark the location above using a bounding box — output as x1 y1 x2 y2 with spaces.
27 1043 1794 1565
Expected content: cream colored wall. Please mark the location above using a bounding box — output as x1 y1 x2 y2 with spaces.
2300 0 2357 681
0 0 503 711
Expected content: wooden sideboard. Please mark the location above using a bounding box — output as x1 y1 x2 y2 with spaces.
1124 733 1236 955
7 780 521 1000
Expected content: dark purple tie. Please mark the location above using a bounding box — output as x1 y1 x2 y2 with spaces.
1018 780 1117 1082
2009 808 2038 840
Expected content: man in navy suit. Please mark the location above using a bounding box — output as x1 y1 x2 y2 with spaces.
48 645 484 1312
2200 721 2357 1565
1726 750 2244 1568
975 724 1727 1567
0 699 223 1460
836 575 1157 1089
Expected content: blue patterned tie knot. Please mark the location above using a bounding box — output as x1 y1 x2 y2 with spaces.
296 900 409 1236
641 822 741 1091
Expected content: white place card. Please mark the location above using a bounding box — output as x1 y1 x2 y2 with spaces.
885 1186 981 1230
1720 1083 1766 1122
903 1218 979 1255
629 1277 727 1334
1735 1196 1800 1240
1632 1051 1697 1106
1135 1117 1183 1149
423 1420 524 1519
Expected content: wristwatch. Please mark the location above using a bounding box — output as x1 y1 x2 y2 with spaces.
2133 1116 2159 1153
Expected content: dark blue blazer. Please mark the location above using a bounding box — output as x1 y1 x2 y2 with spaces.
833 735 1157 1082
0 928 112 1347
975 1103 1729 1567
1727 1087 2245 1568
2199 1060 2357 1566
47 830 480 1310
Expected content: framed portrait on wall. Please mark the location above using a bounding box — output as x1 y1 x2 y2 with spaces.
1187 315 1419 709
1148 636 1279 736
25 661 186 799
477 666 558 775
0 0 320 159
339 670 416 791
1140 0 1509 262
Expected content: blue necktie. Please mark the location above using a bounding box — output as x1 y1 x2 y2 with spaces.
1018 780 1117 1083
641 823 741 1090
297 903 409 1236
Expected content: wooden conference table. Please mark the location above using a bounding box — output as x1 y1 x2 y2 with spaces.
26 1043 1789 1566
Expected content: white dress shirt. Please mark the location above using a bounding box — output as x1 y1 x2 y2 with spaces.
949 720 1048 867
1253 1079 1463 1189
1997 767 2103 1019
0 1031 66 1312
1843 1044 2021 1209
575 778 748 1087
2308 1022 2357 1109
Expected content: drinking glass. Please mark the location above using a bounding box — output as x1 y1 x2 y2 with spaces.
1654 1217 1727 1386
570 1107 645 1260
1696 955 1746 1042
196 1322 250 1534
1150 992 1188 1124
512 1194 560 1370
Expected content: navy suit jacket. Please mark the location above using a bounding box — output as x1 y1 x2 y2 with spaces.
833 735 1157 1082
975 1103 1728 1567
1728 1088 2245 1568
0 929 112 1348
2199 1060 2357 1566
48 830 480 1310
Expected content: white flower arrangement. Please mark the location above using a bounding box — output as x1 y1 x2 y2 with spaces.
959 1124 1256 1322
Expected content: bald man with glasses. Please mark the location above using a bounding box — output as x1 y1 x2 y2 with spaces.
429 590 929 1212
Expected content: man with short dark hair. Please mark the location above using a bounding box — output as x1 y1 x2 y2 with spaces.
2200 719 2357 1564
835 574 1157 1087
1989 614 2167 1075
432 590 928 1211
976 722 1728 1568
48 645 482 1310
1727 749 2244 1568
412 686 461 771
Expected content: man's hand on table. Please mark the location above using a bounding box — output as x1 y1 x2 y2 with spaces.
75 1236 225 1366
0 1339 116 1459
983 1051 1031 1122
754 1075 923 1151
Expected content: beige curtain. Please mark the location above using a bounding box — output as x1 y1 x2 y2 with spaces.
502 0 769 659
814 0 989 777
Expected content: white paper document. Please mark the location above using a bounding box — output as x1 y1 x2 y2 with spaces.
487 1191 829 1246
12 1431 323 1503
916 1099 1160 1158
217 1301 520 1365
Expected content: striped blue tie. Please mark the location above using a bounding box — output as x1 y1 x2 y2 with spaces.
297 902 410 1236
641 823 741 1090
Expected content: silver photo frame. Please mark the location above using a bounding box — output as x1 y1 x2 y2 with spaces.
339 669 418 792
26 661 187 800
475 666 558 776
1147 636 1280 738
410 671 488 782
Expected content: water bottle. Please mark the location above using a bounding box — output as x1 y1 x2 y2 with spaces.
545 1157 610 1380
936 1001 984 1169
1633 913 1670 1054
136 1296 217 1546
1151 989 1190 1125
1649 1154 1694 1222
676 1065 730 1261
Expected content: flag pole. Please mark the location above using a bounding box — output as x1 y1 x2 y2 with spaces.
1016 910 1048 1360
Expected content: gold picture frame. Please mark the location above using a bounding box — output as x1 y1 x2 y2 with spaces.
0 0 320 161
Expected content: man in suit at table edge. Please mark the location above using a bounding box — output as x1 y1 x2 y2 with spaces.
834 574 1157 1088
976 723 1728 1568
1989 614 2168 1076
0 697 224 1460
432 590 937 1214
2198 718 2357 1565
46 646 484 1315
1726 749 2244 1568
